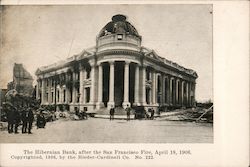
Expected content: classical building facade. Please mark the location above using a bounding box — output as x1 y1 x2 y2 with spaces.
35 14 198 112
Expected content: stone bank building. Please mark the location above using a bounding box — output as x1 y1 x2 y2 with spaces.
35 14 198 112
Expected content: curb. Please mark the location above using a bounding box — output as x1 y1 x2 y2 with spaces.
94 115 135 120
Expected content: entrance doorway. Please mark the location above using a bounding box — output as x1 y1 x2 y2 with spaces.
114 62 124 107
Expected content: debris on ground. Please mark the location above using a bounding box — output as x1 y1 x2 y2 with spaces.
159 106 213 123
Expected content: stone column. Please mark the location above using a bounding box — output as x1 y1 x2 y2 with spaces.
188 82 191 107
65 73 70 103
60 87 63 103
155 74 159 104
162 76 166 104
48 78 52 103
108 61 115 109
181 81 185 106
148 70 152 104
186 82 189 107
193 83 196 106
176 79 179 105
96 63 104 109
72 72 76 104
165 77 170 105
82 70 86 104
133 64 140 106
41 79 45 105
122 61 130 108
170 77 173 105
79 65 84 110
152 70 156 104
141 66 147 105
89 61 96 104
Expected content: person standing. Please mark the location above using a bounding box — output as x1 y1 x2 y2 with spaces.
37 110 46 129
21 108 28 133
6 106 14 133
13 108 20 134
27 108 34 134
150 108 155 120
112 107 115 120
109 106 115 121
126 105 131 121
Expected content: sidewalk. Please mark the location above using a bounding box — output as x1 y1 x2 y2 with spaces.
94 110 185 120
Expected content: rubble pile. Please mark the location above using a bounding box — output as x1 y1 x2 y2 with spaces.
160 107 213 123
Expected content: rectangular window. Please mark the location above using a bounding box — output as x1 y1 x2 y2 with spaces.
146 71 150 80
117 34 123 40
85 87 90 103
87 69 90 79
51 92 54 103
77 88 80 103
46 93 49 102
57 90 60 102
70 88 73 103
76 72 80 81
63 90 66 102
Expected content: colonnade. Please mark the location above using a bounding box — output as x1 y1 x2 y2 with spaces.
37 60 196 111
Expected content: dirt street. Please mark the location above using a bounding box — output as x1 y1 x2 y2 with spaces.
0 118 213 143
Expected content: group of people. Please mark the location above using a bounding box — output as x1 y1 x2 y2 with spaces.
6 107 34 134
109 105 131 121
74 107 88 120
6 106 47 134
36 110 46 129
109 105 155 121
147 108 155 120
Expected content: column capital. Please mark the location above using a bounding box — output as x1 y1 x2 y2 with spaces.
124 60 131 64
141 65 147 69
170 76 175 80
88 59 96 67
109 61 115 65
163 75 169 80
97 62 103 66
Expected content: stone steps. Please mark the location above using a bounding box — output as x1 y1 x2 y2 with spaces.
95 107 127 115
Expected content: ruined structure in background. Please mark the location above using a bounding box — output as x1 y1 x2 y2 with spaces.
7 63 34 96
0 89 7 107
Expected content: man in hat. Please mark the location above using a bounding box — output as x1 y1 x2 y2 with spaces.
150 108 155 120
6 105 14 133
13 108 20 134
109 106 115 121
21 107 28 133
27 108 34 134
37 110 46 129
125 105 131 121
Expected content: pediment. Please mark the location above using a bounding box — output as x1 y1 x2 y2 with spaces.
78 48 96 60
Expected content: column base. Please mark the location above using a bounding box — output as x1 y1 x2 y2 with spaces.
122 101 131 109
107 101 115 110
140 102 148 106
148 103 159 107
133 102 141 106
96 102 104 110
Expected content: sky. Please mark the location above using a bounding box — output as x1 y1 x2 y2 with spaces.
0 5 213 102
